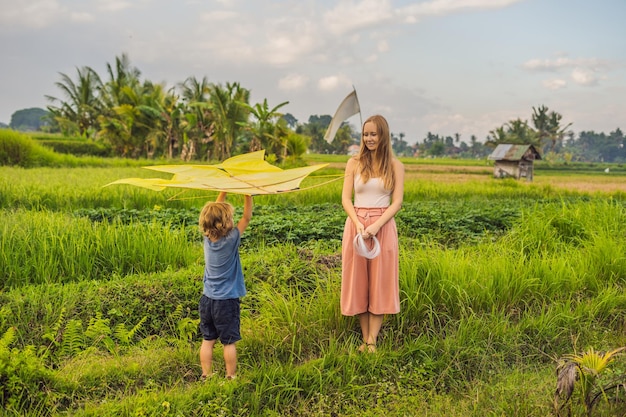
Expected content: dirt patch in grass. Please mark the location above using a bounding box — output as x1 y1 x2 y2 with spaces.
533 176 626 193
325 162 626 194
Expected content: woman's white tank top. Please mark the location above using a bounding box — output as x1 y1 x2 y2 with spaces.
354 174 391 207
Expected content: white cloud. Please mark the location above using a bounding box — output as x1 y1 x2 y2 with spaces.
0 0 64 28
525 55 611 89
399 0 524 22
279 74 309 91
571 68 598 86
523 56 606 72
96 0 132 12
543 79 567 90
200 10 238 21
377 39 389 53
324 0 395 35
263 21 321 66
70 12 95 22
422 108 529 140
317 75 353 92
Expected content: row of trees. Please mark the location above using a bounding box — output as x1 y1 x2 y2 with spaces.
42 54 355 161
410 106 625 163
8 52 624 162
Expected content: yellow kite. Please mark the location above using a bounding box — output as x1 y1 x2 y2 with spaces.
106 150 330 195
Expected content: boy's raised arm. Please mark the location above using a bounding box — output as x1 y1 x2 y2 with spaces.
216 192 227 202
237 195 253 235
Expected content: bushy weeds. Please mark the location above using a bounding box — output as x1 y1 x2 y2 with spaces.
0 129 63 168
2 160 626 416
0 210 198 289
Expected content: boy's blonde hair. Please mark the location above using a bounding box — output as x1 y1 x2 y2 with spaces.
199 202 235 240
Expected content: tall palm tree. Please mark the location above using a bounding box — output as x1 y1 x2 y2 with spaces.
100 53 142 109
532 105 572 152
205 82 251 160
98 80 176 158
246 98 290 159
96 54 147 156
548 111 573 152
178 76 213 158
486 119 540 148
45 66 103 136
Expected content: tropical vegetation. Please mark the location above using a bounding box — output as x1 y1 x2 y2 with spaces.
2 131 626 415
5 52 623 164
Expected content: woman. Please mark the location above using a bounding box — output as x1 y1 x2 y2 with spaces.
341 114 405 353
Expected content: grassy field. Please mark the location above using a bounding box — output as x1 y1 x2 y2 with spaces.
1 155 626 416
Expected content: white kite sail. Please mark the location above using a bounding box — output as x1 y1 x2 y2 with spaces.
324 89 361 143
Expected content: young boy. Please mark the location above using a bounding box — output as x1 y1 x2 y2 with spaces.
198 191 253 380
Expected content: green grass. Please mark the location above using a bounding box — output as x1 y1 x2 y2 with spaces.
2 155 626 416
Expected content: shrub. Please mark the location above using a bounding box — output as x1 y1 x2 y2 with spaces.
38 139 112 157
0 327 58 413
0 129 63 167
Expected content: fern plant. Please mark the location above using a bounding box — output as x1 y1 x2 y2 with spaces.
162 304 199 348
0 327 55 412
114 316 148 345
41 307 66 359
59 319 86 357
555 346 626 416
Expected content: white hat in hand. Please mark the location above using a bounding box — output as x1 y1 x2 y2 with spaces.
353 234 381 259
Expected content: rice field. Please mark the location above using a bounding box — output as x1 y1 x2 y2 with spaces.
1 158 626 416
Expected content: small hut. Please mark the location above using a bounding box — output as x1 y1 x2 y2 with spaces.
488 144 541 181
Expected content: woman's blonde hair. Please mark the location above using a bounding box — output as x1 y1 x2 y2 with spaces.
199 202 234 240
357 114 395 190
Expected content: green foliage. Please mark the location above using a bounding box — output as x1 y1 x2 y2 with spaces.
0 129 60 167
37 138 112 157
59 319 86 358
0 130 126 168
9 108 50 131
0 327 57 413
2 160 626 416
555 347 626 416
71 200 523 248
0 209 197 288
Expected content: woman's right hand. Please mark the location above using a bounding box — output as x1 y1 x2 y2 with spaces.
355 221 365 236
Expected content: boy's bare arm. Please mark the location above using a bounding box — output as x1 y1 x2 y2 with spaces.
216 192 227 202
237 195 253 235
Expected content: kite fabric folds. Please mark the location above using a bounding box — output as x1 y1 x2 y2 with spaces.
105 150 329 195
324 89 361 143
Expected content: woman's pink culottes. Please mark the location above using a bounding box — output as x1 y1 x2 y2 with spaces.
341 207 400 316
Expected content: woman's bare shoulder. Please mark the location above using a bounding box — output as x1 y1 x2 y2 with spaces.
392 157 405 170
345 156 359 171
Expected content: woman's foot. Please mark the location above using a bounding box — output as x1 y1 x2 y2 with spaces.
358 343 376 353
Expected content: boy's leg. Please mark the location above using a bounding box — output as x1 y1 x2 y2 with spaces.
223 343 237 378
200 339 216 377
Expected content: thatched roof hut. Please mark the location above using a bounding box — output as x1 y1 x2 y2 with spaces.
488 144 541 181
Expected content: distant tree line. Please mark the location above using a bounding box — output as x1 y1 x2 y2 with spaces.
12 53 353 161
6 53 624 162
409 105 625 163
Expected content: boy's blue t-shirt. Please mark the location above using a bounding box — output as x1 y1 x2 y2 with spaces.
202 228 246 300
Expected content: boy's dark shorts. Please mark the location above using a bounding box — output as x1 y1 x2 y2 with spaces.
198 295 241 345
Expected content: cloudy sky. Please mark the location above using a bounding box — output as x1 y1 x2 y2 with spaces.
1 0 624 144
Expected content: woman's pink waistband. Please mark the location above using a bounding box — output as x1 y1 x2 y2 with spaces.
355 207 388 215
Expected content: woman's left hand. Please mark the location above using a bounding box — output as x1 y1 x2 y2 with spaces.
363 224 380 239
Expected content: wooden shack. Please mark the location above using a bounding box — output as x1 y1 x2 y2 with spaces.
488 144 541 181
